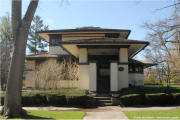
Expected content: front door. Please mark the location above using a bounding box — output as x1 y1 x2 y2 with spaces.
97 58 110 94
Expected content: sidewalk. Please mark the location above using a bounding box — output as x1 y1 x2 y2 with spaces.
1 105 180 119
83 106 128 120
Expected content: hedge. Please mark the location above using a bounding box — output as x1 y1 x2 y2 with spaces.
1 95 93 107
120 94 145 106
120 93 180 106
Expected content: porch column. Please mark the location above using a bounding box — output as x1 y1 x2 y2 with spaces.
89 62 97 92
118 48 129 90
78 48 89 89
79 48 88 63
110 62 118 92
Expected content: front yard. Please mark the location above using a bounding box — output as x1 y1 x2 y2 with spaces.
0 110 85 119
124 109 180 119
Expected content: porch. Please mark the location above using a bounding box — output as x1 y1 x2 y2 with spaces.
61 38 149 93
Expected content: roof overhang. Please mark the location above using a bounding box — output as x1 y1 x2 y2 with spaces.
130 59 157 68
61 38 149 58
37 28 131 42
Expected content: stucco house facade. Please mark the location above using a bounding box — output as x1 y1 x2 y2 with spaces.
25 27 155 93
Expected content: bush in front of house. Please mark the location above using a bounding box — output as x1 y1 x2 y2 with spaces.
120 94 145 106
145 93 173 105
120 93 177 106
172 93 180 104
1 94 92 107
46 95 67 106
0 89 92 107
66 96 92 107
119 86 180 106
120 93 176 106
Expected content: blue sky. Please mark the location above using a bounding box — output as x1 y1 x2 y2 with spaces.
0 0 175 58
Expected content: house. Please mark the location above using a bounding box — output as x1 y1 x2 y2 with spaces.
25 27 156 93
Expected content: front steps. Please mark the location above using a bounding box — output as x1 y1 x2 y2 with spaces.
93 96 113 106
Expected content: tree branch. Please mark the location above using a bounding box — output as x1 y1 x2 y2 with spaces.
22 0 39 29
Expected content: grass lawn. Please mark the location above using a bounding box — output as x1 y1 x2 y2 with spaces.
0 110 86 119
124 109 180 119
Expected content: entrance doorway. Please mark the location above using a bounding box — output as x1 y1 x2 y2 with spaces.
97 59 110 93
89 55 118 93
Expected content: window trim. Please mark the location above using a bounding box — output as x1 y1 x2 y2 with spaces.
105 33 120 38
49 34 62 46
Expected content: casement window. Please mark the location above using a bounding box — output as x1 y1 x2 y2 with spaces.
105 33 120 38
129 64 143 73
50 34 61 46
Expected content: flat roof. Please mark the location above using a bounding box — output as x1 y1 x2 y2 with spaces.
130 59 157 68
60 38 149 45
37 28 131 34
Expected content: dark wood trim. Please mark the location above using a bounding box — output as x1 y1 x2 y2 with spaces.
62 36 104 37
78 62 89 65
129 71 144 74
49 34 62 46
118 62 129 65
109 60 118 63
77 45 130 49
89 60 97 63
37 29 131 34
62 40 149 45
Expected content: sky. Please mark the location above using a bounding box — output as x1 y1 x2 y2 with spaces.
0 0 175 58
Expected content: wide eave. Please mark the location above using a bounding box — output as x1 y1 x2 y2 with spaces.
61 38 149 58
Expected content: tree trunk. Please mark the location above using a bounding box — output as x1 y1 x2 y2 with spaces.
2 0 39 118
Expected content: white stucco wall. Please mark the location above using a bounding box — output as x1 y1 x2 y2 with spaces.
129 73 144 86
49 46 68 55
89 63 97 92
110 62 118 92
78 65 89 89
118 65 129 90
118 48 129 90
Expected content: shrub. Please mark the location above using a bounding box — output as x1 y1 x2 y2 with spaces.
145 93 173 105
46 95 67 106
1 95 92 107
120 94 145 106
120 93 176 106
172 93 180 104
22 94 45 106
66 96 91 107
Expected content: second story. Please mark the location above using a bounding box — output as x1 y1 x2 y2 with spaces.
38 27 131 55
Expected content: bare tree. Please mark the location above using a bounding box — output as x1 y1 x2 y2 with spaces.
0 14 13 90
143 4 180 86
2 0 39 118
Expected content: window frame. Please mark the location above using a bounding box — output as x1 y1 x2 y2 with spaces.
49 34 61 46
105 33 120 38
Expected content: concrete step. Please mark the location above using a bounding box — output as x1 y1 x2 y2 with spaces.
94 97 111 100
93 96 113 106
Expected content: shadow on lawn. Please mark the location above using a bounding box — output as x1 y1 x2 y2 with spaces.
22 115 52 119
